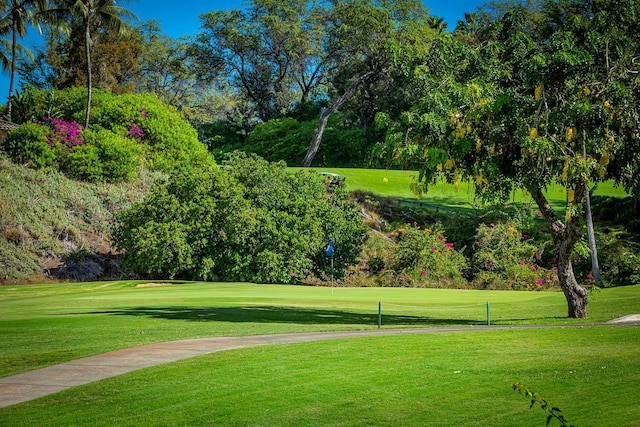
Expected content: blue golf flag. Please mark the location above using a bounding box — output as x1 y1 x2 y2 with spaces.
325 240 335 257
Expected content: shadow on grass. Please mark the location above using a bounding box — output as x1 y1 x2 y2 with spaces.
87 306 485 327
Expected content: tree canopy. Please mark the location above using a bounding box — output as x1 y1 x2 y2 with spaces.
374 0 640 317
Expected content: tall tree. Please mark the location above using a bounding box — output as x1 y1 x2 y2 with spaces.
0 0 47 117
46 0 137 127
377 0 640 318
192 0 329 123
302 0 433 166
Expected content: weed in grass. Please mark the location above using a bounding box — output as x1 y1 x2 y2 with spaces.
513 383 575 427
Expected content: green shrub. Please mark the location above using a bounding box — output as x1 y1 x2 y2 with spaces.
2 123 57 168
62 143 103 182
595 230 640 287
88 91 215 174
244 117 313 165
381 225 468 288
62 130 142 182
115 152 367 283
471 222 558 290
18 88 216 176
240 114 368 167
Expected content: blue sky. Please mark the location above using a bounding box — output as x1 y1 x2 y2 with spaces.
1 0 487 102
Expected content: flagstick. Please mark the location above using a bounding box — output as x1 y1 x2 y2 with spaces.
331 253 334 295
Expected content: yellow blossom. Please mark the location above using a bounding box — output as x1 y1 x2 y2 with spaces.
529 128 538 140
534 84 544 100
565 127 575 142
444 158 455 170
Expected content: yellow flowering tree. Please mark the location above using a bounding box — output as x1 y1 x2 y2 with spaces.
376 0 640 318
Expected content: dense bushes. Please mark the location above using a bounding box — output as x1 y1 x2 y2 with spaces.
2 123 55 168
62 129 142 182
115 152 368 283
1 88 215 182
205 114 369 167
377 225 468 288
471 222 558 290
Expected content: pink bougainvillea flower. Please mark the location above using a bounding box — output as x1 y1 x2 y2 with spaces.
445 242 454 249
128 124 145 141
518 260 526 265
421 269 427 277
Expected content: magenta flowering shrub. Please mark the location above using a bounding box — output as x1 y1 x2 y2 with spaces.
471 222 558 290
43 117 84 148
380 225 468 288
128 124 145 141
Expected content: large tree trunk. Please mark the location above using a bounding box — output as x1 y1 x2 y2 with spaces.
302 70 377 167
530 185 589 318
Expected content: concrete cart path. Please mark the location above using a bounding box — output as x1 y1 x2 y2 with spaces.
2 319 639 409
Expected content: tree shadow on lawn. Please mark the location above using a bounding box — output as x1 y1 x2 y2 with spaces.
87 306 484 327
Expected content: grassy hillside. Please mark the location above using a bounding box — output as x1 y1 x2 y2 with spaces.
0 159 157 283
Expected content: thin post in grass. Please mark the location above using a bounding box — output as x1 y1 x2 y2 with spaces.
486 301 491 326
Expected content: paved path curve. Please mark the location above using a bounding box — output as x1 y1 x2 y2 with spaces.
1 320 639 408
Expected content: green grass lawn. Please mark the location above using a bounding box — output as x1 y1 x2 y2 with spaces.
297 167 629 211
1 282 639 425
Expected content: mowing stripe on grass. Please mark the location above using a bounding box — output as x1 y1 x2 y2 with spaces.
2 322 636 408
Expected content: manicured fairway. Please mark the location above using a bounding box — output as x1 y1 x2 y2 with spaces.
297 167 628 210
1 282 639 425
1 282 639 378
1 326 639 426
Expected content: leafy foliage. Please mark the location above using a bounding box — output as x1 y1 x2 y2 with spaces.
380 224 468 288
216 114 369 167
3 88 215 180
1 123 57 168
513 383 575 427
115 152 367 283
471 222 558 291
62 129 142 182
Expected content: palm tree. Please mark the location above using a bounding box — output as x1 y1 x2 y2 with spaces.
0 0 47 118
48 0 137 128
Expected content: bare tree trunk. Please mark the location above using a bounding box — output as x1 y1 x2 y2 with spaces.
582 131 604 288
584 184 604 287
7 17 18 118
84 21 92 129
530 185 589 318
302 70 376 167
